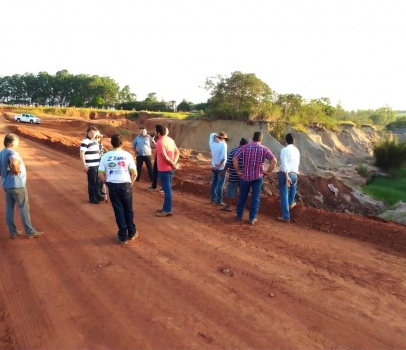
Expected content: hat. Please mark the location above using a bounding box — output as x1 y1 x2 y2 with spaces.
239 137 248 145
217 131 228 141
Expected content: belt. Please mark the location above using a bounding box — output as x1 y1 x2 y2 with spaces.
106 182 131 187
279 171 298 175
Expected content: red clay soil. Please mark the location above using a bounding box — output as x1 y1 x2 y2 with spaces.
0 114 406 349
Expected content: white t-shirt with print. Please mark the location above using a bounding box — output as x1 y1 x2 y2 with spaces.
99 149 136 183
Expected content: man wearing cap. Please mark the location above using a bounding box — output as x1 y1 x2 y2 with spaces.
209 131 228 205
277 133 300 222
132 126 153 182
219 137 248 212
233 131 277 225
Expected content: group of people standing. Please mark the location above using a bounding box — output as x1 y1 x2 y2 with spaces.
1 125 298 243
210 130 300 225
80 124 180 244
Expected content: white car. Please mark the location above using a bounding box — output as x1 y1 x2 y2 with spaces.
14 113 41 124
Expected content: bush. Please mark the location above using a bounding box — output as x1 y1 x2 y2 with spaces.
126 112 139 121
356 164 369 178
373 137 406 172
268 121 287 144
386 116 406 130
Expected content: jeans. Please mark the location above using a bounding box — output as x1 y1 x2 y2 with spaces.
107 182 136 242
87 166 101 202
4 187 36 237
210 169 226 203
278 172 298 220
236 177 264 221
136 155 153 181
158 170 174 212
151 157 158 188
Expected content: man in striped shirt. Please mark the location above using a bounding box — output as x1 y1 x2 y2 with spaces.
80 125 104 204
233 131 277 225
219 138 248 212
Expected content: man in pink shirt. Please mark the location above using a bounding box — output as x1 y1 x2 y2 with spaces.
155 125 180 217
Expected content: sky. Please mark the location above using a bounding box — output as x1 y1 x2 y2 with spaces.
1 0 405 111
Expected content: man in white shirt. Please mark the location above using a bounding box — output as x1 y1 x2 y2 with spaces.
98 134 138 244
209 131 228 205
277 133 300 222
80 125 104 204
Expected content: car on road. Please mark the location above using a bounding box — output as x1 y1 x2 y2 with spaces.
14 113 41 124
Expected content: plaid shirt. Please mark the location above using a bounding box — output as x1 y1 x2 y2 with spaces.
234 142 275 181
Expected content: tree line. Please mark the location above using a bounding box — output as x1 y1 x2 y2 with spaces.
0 70 174 111
0 70 397 127
203 71 397 129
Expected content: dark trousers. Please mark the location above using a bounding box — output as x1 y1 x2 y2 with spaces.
151 157 158 188
107 182 136 242
136 156 153 181
87 166 101 202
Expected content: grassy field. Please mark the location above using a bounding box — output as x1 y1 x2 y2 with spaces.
2 106 135 119
2 106 201 121
362 168 406 205
135 110 202 120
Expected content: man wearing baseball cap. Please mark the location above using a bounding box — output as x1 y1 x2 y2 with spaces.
209 131 228 205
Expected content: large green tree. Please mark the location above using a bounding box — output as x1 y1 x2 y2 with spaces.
144 92 158 103
177 99 193 111
369 105 396 126
204 71 275 120
118 85 137 104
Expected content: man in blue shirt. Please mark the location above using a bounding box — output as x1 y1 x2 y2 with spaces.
132 126 153 182
219 138 248 212
209 131 228 205
0 133 44 239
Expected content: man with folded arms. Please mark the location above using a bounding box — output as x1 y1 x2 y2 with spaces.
233 131 277 225
155 125 180 217
277 133 300 222
0 133 44 239
209 131 228 205
132 126 154 182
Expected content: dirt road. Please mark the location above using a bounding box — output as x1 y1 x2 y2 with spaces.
0 121 406 349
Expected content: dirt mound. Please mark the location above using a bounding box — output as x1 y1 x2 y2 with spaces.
262 173 373 215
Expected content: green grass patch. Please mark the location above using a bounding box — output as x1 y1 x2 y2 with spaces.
4 106 135 119
134 110 203 120
338 121 355 126
362 168 406 204
120 129 130 137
